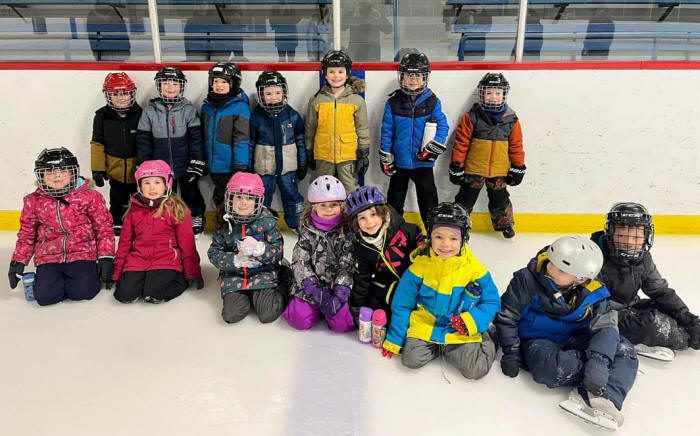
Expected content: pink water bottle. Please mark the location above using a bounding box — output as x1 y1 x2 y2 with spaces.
371 309 387 348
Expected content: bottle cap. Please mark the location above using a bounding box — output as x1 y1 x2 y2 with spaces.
372 309 387 326
359 307 373 321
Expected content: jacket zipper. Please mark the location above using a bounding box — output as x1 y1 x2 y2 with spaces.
410 99 416 170
122 120 128 182
56 200 67 262
241 224 248 289
333 98 337 163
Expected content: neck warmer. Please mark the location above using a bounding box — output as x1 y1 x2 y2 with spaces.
135 193 166 209
484 106 507 123
310 211 343 232
360 216 390 250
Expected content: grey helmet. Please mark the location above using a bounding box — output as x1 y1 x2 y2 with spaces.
547 235 604 281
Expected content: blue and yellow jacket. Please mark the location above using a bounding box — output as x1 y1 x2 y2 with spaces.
383 244 500 354
494 247 620 362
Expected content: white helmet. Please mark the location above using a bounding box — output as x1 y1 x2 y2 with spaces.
547 236 604 281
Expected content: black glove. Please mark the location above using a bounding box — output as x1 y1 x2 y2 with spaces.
8 261 25 289
500 353 520 378
92 171 107 188
306 148 316 171
186 159 206 183
449 162 465 186
356 148 369 177
296 165 308 181
188 277 204 290
583 351 610 396
685 320 700 350
505 165 526 186
97 257 114 290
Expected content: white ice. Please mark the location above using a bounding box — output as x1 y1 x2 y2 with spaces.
1 231 698 436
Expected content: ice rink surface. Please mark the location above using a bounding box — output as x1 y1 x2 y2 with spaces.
1 231 698 436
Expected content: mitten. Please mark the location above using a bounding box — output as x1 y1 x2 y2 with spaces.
449 162 465 186
296 165 308 181
8 260 25 289
583 351 610 396
92 171 106 187
356 148 369 177
378 150 396 176
186 159 206 183
381 348 394 359
500 352 521 378
505 165 526 186
97 257 114 289
450 315 469 336
238 236 265 257
306 148 316 171
319 284 350 318
301 278 331 306
188 277 204 290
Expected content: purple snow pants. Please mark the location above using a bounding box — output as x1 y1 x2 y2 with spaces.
283 296 355 332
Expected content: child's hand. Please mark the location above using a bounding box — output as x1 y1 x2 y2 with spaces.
449 315 469 336
186 159 206 183
356 148 369 177
296 165 308 181
7 261 25 289
378 150 396 176
97 257 114 289
238 236 265 257
188 277 204 290
92 171 106 188
381 348 394 359
449 162 465 185
505 165 526 186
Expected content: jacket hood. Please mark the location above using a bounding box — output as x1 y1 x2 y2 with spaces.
149 97 191 112
97 103 142 119
410 243 476 273
204 90 249 107
35 177 91 199
320 76 366 98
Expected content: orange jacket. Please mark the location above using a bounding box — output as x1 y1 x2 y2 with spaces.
451 104 524 178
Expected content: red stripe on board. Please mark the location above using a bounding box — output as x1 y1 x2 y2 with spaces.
2 60 700 71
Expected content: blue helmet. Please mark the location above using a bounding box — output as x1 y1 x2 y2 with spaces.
345 185 386 218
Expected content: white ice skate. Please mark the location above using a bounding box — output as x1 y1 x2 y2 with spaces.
634 344 675 362
559 388 623 432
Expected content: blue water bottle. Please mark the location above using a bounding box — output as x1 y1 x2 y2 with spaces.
21 272 35 302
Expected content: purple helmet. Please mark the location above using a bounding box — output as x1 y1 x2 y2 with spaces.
307 175 346 203
345 185 386 218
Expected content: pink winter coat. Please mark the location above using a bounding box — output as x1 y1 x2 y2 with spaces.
12 181 115 267
113 197 202 280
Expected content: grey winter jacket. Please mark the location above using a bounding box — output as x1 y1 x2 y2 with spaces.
136 97 204 178
290 221 354 303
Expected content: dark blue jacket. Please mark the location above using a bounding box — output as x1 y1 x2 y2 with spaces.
380 88 448 170
201 91 251 174
136 98 204 179
250 104 306 176
495 247 620 362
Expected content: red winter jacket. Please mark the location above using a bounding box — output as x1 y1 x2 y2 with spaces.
113 196 202 280
12 181 115 267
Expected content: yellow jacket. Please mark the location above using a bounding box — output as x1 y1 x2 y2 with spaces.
304 79 370 163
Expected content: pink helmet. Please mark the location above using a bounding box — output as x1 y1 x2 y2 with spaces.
135 160 174 196
308 175 347 203
225 172 265 223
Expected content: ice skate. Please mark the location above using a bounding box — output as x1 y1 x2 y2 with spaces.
634 343 675 362
559 388 622 432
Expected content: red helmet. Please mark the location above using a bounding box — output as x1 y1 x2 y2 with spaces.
103 72 136 112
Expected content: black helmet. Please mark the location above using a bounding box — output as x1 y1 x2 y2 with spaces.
604 202 654 264
398 51 431 96
477 72 510 111
208 62 242 96
154 66 187 103
427 202 471 245
256 71 288 115
34 147 80 197
321 50 352 73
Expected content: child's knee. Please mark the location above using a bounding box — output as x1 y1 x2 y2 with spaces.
222 292 251 324
283 297 319 330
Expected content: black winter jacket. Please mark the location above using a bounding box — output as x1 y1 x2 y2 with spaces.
349 207 424 322
592 231 694 324
90 104 142 183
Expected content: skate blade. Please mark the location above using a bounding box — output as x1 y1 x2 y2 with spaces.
559 399 618 432
635 345 675 362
